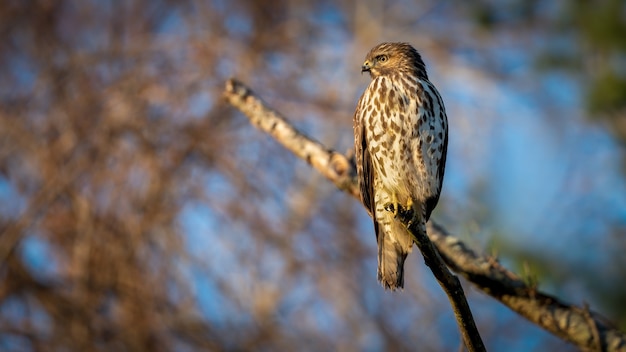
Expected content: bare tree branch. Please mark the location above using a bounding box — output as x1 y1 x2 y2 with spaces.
399 207 485 351
224 79 485 351
223 78 626 352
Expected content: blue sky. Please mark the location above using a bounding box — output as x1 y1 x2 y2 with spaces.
179 4 626 350
4 2 626 350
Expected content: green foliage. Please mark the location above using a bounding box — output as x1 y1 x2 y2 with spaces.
588 73 626 115
487 232 626 329
569 0 626 116
471 0 626 137
570 0 626 53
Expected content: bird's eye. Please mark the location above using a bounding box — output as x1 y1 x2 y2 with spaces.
377 55 388 62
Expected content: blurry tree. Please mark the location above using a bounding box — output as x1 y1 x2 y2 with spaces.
461 0 626 328
469 0 626 143
0 0 624 351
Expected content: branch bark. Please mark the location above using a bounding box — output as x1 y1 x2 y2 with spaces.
396 199 484 350
223 78 626 352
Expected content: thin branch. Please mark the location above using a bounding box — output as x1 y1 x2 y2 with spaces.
427 222 626 352
223 78 626 352
224 78 484 351
0 159 84 267
397 203 484 351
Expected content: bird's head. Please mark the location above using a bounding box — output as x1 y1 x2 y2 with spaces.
361 42 428 80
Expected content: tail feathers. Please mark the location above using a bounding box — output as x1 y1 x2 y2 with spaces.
377 222 412 290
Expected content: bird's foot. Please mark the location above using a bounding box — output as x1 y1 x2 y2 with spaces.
384 202 415 226
397 204 415 226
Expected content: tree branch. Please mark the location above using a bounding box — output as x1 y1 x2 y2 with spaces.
396 199 484 350
223 78 626 352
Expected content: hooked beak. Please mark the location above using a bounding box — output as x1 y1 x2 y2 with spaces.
361 61 372 74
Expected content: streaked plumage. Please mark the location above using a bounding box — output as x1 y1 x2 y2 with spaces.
353 42 448 290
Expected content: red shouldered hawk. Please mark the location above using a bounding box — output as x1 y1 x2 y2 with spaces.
353 42 448 290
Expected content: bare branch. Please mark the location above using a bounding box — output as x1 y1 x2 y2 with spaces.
223 78 626 352
397 207 485 351
225 78 487 349
223 79 357 197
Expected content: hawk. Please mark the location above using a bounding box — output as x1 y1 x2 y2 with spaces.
353 42 448 290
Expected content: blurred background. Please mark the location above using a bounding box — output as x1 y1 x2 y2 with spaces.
1 0 625 351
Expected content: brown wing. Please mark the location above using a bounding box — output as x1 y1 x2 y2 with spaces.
353 104 379 238
424 136 447 221
420 80 449 221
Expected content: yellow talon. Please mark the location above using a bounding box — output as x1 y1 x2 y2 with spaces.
391 192 400 217
384 193 417 222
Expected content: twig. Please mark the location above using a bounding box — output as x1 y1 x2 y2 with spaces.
397 207 485 351
223 78 626 352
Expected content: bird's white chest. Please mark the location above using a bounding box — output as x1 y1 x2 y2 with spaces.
360 77 422 188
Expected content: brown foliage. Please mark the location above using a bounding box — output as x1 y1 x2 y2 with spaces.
0 1 401 350
1 1 623 351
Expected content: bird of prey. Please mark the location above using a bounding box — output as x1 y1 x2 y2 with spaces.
353 42 448 290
